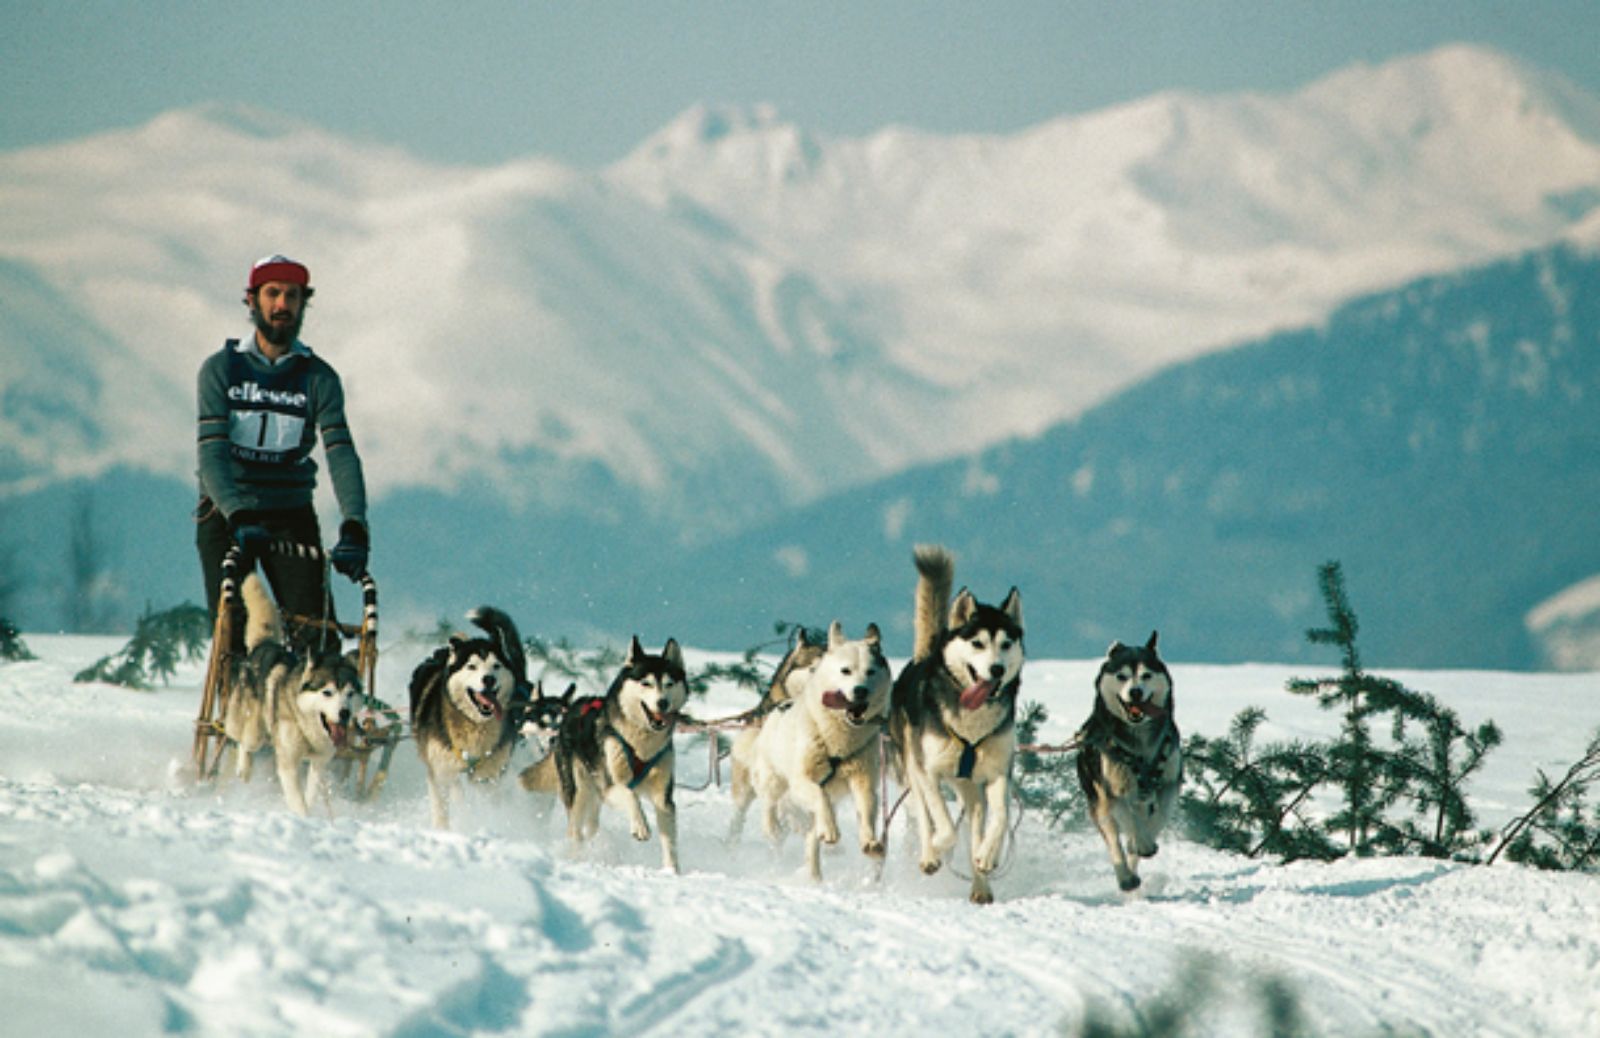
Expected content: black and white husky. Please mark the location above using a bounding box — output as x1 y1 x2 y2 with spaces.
1075 632 1182 892
222 574 361 817
889 545 1024 904
728 620 892 882
521 637 688 872
409 606 531 829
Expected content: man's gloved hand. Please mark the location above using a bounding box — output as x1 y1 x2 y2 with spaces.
330 519 369 580
228 513 272 567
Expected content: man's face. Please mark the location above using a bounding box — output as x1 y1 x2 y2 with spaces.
250 282 307 346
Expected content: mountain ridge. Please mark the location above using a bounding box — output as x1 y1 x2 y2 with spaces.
4 44 1599 532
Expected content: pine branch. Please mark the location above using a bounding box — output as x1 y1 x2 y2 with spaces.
1488 729 1600 866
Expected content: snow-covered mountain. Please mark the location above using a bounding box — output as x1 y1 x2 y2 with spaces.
3 44 1600 535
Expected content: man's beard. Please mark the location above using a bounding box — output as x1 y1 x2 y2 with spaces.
251 303 303 347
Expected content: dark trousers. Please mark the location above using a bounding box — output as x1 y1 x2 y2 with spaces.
195 497 340 652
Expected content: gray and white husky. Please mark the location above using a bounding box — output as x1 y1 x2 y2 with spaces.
221 574 360 817
521 637 688 872
409 606 531 830
728 620 892 883
1075 632 1182 892
888 545 1024 904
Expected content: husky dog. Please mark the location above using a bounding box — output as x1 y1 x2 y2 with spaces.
889 545 1024 904
221 573 360 816
518 680 577 760
758 626 828 712
522 637 688 872
1076 632 1182 892
728 621 892 882
409 606 531 829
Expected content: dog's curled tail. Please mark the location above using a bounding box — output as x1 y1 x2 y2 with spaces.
240 573 283 651
469 605 527 682
910 544 955 662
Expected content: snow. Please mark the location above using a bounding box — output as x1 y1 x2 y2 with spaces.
3 633 1598 1035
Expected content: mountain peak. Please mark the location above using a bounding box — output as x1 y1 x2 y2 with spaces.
1304 43 1550 125
618 103 824 184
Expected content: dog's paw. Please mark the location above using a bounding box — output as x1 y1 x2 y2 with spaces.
920 857 943 876
1138 841 1160 858
631 820 652 841
969 887 994 906
862 840 885 859
818 823 840 846
1117 872 1143 892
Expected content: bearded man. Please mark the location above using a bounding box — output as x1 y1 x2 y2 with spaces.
195 254 370 650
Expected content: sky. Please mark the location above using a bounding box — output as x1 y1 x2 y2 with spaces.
5 1 1600 169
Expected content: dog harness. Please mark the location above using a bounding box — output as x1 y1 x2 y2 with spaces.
569 696 670 788
609 730 672 789
815 717 886 787
1080 710 1180 799
942 676 1020 779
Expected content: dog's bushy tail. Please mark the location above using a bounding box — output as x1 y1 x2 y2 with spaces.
240 573 283 651
911 544 954 662
469 606 526 683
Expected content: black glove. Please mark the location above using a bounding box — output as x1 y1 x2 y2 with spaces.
330 519 369 580
228 513 272 568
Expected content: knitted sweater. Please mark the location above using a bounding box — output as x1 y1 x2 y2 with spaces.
196 335 368 526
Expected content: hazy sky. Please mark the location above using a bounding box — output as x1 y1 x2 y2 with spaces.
5 2 1598 168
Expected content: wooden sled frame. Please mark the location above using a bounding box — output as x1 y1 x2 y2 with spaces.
192 543 401 801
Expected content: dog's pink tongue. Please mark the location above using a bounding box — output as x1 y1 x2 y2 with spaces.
328 722 348 746
821 690 851 711
960 681 993 711
475 692 504 720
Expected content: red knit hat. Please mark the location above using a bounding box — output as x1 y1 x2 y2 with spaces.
248 254 310 291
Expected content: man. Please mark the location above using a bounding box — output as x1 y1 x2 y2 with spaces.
195 254 370 650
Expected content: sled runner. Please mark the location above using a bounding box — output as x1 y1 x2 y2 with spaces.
192 541 401 800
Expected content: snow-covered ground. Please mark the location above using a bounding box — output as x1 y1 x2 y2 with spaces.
3 632 1598 1036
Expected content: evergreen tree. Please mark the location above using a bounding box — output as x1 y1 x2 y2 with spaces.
1183 560 1501 864
1 616 35 662
1182 707 1340 861
74 603 210 689
1379 687 1501 858
1490 729 1600 872
1288 562 1411 856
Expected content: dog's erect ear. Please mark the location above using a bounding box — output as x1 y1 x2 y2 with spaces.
626 635 644 665
1000 587 1023 628
827 620 846 649
662 638 684 672
1106 640 1126 658
864 622 882 647
561 681 578 703
949 588 976 629
1146 630 1160 654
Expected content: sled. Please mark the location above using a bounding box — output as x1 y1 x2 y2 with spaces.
192 541 402 801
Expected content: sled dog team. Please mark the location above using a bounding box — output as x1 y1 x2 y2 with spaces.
222 544 1181 899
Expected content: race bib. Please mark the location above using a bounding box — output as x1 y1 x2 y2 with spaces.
229 408 307 463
